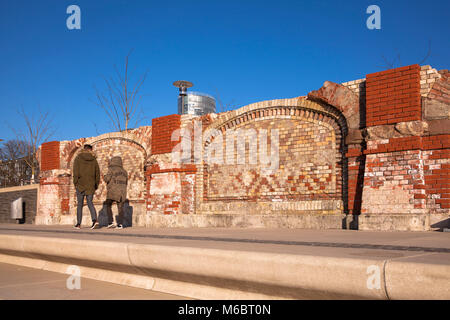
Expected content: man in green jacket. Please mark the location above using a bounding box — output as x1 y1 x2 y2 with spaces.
103 156 128 229
72 144 100 229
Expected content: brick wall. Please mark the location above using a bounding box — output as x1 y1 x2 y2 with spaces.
151 114 181 155
197 103 344 216
342 78 366 95
346 147 365 215
89 139 146 202
366 64 421 126
145 164 197 215
360 63 449 229
364 135 450 154
38 141 62 222
62 136 148 225
362 150 425 214
205 118 339 200
33 62 449 230
423 149 450 211
37 130 150 225
40 141 60 171
420 65 442 97
426 70 449 106
361 144 450 215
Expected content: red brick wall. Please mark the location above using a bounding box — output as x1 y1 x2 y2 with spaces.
59 175 71 214
40 141 60 171
362 150 425 214
181 173 196 215
346 147 365 215
362 135 450 214
364 135 450 154
151 114 181 155
423 149 450 210
361 148 450 214
145 164 197 215
366 64 421 126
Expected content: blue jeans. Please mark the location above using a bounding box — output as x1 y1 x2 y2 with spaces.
76 189 97 225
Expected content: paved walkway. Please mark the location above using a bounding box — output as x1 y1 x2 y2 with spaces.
0 224 449 258
0 262 189 300
0 223 449 300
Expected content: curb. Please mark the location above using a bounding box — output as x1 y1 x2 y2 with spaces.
0 234 448 299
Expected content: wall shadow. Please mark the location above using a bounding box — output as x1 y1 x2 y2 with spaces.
117 199 133 228
342 214 359 230
97 202 109 227
99 199 133 228
431 218 450 231
18 201 26 224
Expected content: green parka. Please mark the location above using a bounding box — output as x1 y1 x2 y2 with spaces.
72 150 100 195
104 156 128 202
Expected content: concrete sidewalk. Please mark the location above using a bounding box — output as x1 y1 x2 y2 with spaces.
0 262 189 300
0 224 449 300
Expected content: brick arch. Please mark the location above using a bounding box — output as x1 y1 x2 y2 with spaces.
196 98 348 216
204 96 348 137
66 133 148 165
67 134 147 217
63 138 87 168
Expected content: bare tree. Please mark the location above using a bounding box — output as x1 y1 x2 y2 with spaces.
0 139 33 187
9 107 55 183
214 88 236 114
379 40 431 69
93 50 148 132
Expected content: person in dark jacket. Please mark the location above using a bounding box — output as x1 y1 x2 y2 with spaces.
103 156 128 229
72 144 100 229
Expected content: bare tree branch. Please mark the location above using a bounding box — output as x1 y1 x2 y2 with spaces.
214 87 235 113
379 39 432 69
93 50 148 132
419 40 432 65
6 106 55 184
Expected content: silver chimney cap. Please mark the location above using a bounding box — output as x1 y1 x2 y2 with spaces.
173 80 193 96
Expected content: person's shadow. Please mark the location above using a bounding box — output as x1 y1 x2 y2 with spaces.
119 200 133 228
97 202 109 227
97 200 133 228
431 218 450 231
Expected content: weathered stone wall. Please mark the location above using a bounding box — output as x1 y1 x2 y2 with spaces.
142 114 197 222
37 128 151 226
420 65 443 97
199 107 343 215
359 63 450 230
34 62 449 231
423 148 450 213
362 150 425 215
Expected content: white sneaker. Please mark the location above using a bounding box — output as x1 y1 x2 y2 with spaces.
116 224 123 230
106 223 116 229
90 221 100 229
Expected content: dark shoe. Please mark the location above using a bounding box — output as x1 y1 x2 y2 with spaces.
90 221 100 229
74 224 81 229
116 224 123 230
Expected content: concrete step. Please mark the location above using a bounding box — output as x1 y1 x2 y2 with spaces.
0 225 449 299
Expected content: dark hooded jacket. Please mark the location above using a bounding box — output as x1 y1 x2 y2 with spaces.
72 150 100 195
104 156 128 202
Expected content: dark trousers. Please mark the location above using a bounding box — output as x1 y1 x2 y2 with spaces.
76 189 97 225
105 199 124 225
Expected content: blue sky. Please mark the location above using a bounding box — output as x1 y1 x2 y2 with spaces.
0 0 448 143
